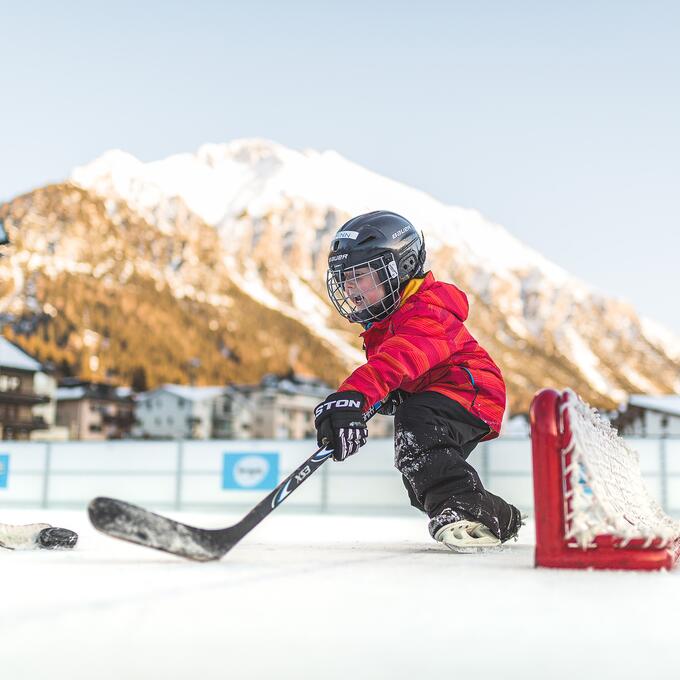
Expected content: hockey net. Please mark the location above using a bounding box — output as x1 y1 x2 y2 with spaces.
530 388 680 570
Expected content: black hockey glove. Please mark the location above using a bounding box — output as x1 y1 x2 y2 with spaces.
377 389 407 416
314 390 367 462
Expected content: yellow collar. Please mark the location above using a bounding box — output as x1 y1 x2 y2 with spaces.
400 277 426 306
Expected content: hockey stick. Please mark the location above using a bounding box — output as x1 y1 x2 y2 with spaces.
88 400 382 561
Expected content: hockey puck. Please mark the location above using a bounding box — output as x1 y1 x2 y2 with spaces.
37 527 79 550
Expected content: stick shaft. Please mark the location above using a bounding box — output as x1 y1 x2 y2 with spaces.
231 400 382 537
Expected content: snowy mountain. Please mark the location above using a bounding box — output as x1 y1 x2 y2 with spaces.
71 139 680 407
1 139 678 411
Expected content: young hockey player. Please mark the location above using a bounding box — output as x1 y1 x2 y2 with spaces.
314 210 522 551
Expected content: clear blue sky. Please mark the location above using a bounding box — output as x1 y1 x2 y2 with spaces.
2 1 679 332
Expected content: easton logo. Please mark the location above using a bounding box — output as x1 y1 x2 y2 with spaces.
392 226 412 239
314 399 361 417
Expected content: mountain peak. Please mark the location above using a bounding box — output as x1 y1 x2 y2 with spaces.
4 140 680 408
71 138 567 280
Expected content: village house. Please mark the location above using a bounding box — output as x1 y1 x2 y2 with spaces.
0 337 49 440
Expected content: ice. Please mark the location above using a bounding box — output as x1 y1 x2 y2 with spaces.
1 508 678 680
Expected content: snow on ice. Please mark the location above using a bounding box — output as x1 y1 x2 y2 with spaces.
1 508 679 680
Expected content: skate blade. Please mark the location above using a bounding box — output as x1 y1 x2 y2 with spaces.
441 542 504 554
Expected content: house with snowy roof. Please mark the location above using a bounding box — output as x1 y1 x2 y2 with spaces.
613 395 680 436
55 378 135 440
133 377 325 441
0 337 49 439
134 384 228 439
133 373 393 441
234 373 330 440
223 373 393 440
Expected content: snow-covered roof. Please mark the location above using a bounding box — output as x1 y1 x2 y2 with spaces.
56 386 87 401
0 337 42 371
628 395 680 417
260 373 329 398
138 384 225 402
55 383 134 402
272 379 328 398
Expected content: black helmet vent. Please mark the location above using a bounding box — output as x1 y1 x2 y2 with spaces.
400 254 418 277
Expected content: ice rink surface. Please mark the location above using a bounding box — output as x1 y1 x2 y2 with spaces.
2 508 679 680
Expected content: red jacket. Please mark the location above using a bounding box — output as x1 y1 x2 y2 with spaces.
338 272 506 438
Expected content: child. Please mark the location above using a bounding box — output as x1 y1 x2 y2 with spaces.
314 210 522 551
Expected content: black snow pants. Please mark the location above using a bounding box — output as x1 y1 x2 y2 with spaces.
393 391 521 542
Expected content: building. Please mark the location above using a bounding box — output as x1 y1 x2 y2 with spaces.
133 374 394 441
240 373 331 440
56 379 136 440
613 395 680 437
0 337 49 439
134 384 226 439
31 369 70 441
225 373 393 440
211 385 255 439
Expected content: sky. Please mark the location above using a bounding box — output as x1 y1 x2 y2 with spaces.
1 1 679 333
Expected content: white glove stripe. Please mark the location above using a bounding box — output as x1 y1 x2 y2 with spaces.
335 426 368 460
341 428 350 460
351 429 360 455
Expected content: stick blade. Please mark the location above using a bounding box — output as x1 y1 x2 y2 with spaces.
88 497 228 562
0 522 50 550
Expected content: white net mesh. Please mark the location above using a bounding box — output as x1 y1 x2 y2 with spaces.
561 389 680 549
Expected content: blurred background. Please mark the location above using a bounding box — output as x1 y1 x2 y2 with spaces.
1 1 680 509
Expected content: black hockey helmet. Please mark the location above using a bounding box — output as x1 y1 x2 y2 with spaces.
326 210 426 324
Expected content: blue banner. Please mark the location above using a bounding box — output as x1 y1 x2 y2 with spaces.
222 452 279 491
0 454 8 488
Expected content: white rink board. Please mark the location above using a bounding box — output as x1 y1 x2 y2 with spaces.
0 437 678 513
0 509 678 680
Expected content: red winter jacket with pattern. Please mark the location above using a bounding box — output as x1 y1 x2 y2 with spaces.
338 272 506 438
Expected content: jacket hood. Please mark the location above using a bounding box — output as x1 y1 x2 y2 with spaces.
404 272 469 322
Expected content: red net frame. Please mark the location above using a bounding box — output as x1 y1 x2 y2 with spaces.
530 388 680 570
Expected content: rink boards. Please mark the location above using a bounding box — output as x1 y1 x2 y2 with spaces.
0 436 678 514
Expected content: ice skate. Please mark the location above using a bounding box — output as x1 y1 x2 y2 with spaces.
434 519 501 553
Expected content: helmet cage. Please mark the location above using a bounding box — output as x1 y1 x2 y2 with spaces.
326 253 401 324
